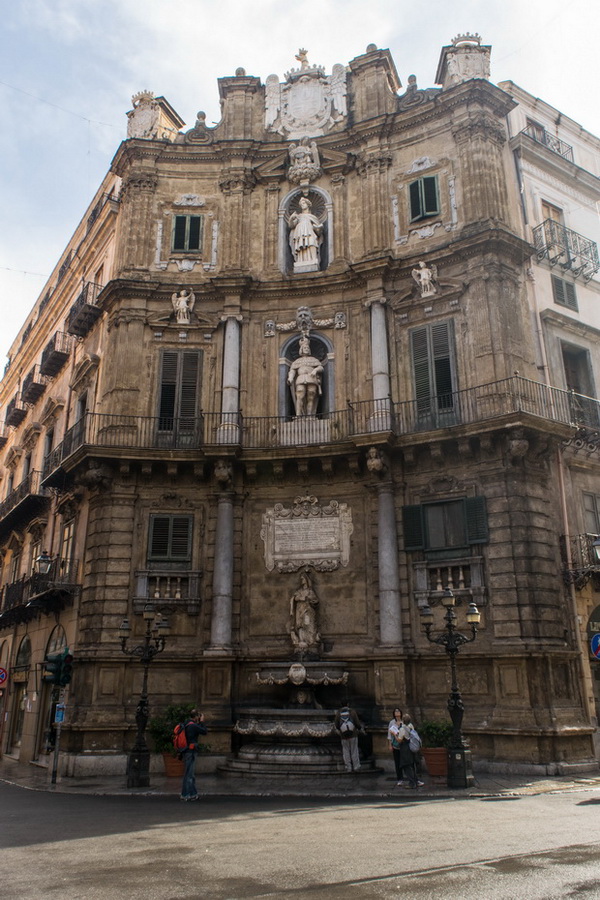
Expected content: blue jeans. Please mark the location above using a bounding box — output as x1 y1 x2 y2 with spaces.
181 750 198 798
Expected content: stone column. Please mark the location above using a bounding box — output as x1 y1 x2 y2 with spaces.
365 294 392 430
219 314 242 443
209 491 235 649
377 481 402 645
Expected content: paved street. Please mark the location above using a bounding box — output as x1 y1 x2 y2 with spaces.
2 781 600 899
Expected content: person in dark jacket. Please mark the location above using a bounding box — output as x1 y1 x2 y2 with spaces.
334 706 364 772
180 709 207 801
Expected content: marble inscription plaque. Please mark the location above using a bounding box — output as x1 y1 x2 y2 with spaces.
261 494 353 572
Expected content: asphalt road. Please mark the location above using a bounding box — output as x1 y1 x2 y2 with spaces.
2 782 600 899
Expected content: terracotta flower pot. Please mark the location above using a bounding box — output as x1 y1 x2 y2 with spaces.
162 752 185 777
421 747 448 778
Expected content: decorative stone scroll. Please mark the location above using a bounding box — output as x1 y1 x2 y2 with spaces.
261 494 353 572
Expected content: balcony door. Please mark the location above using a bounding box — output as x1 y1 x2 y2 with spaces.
410 321 458 430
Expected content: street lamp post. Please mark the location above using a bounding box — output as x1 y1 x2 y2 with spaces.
119 605 170 788
419 588 481 789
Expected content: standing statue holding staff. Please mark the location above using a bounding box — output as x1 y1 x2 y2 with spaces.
287 336 323 417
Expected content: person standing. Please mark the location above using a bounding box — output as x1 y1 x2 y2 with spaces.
387 707 404 784
334 706 364 772
398 713 424 789
180 709 207 801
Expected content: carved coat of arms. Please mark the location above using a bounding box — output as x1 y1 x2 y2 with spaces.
265 50 347 139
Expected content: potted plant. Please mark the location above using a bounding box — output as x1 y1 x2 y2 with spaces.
419 719 453 778
148 703 197 777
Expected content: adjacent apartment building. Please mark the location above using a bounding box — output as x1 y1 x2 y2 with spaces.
1 34 599 776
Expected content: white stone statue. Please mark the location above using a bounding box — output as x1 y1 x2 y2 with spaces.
288 138 321 185
288 197 323 273
289 571 320 653
287 336 323 417
411 261 438 297
171 289 195 324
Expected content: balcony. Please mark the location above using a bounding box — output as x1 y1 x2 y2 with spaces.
0 558 79 630
0 471 48 538
0 426 7 449
520 124 574 163
40 331 74 377
533 218 599 281
40 376 600 485
22 365 49 405
5 395 27 428
66 281 103 338
560 533 600 590
133 570 202 615
413 556 485 607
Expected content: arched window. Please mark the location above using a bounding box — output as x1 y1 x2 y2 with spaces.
279 333 334 418
279 187 333 275
15 635 31 669
46 625 67 656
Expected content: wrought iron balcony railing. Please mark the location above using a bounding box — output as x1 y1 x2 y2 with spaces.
533 218 599 281
521 124 574 162
40 376 600 483
22 365 49 405
66 281 103 338
0 558 79 627
5 395 28 428
40 331 74 377
560 533 600 589
0 470 47 523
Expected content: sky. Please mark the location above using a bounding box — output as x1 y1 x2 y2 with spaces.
1 0 599 370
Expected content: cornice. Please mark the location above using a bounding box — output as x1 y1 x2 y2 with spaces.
512 133 600 201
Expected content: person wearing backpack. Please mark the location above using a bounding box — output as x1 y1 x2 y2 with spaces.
180 709 208 801
334 706 364 772
398 714 424 789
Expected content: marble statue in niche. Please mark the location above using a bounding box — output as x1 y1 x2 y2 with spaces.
171 288 195 324
412 261 438 297
288 570 321 655
288 196 323 273
287 336 323 417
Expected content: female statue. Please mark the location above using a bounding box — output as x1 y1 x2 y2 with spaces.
288 197 323 272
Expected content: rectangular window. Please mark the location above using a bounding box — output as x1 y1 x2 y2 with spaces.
409 176 440 222
403 497 489 555
583 493 600 534
60 521 75 567
148 515 192 564
410 321 457 426
541 200 564 225
158 350 202 440
551 275 577 311
172 215 203 252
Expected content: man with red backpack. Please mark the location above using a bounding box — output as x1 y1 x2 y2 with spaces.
179 709 208 801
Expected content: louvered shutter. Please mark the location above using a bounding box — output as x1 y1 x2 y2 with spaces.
171 516 192 559
149 515 192 561
149 517 171 558
179 352 200 430
403 505 425 550
431 322 453 409
409 180 422 221
422 176 439 215
173 216 187 251
188 216 202 251
465 496 489 544
159 352 178 429
411 327 432 415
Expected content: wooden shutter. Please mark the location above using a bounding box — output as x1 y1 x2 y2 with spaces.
422 176 439 215
431 322 453 408
171 516 192 559
465 496 489 544
411 327 432 414
173 216 187 251
179 352 200 429
552 275 577 311
188 216 202 251
149 515 192 561
409 180 422 221
158 351 201 431
403 505 425 550
159 351 178 428
149 516 171 558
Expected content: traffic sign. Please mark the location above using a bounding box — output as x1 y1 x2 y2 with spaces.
54 703 65 724
591 633 600 659
0 667 7 685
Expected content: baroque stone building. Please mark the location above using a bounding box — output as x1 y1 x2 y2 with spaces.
1 35 599 776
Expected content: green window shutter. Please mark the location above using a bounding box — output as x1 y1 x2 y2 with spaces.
564 281 577 310
173 216 187 251
179 351 200 428
188 216 202 251
403 505 425 550
411 326 432 414
431 322 453 407
149 515 192 561
159 351 178 424
409 180 422 221
465 496 489 544
422 176 439 215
